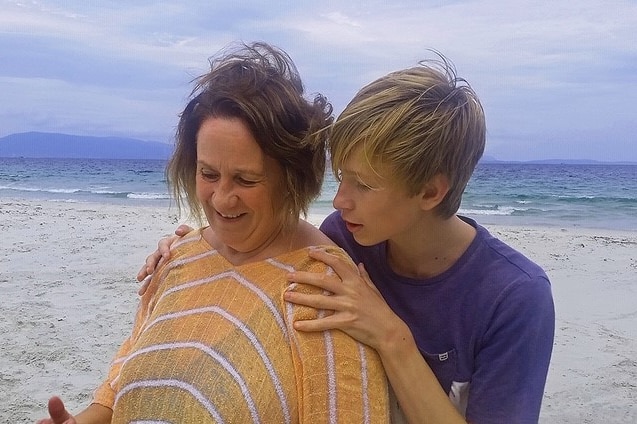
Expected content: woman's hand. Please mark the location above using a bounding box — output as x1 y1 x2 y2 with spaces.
37 397 113 424
136 224 194 295
36 397 76 424
284 248 405 351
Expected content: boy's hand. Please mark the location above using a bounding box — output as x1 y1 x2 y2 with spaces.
284 248 403 351
135 224 194 295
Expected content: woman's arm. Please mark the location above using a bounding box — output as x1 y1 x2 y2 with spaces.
37 397 112 424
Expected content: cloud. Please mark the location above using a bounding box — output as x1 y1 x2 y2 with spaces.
1 0 636 160
0 75 181 141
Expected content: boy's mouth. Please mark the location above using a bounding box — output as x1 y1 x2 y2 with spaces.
344 220 363 233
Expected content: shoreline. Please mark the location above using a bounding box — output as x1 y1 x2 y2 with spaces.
2 199 636 423
5 194 636 232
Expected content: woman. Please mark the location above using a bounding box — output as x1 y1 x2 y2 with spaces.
38 42 389 424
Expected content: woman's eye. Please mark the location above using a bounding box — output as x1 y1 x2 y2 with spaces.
237 178 258 186
199 170 218 181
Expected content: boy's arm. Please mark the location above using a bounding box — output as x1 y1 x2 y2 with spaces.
286 249 554 423
378 322 467 424
285 249 466 424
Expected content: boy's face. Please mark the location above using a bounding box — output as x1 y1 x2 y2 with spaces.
332 147 424 246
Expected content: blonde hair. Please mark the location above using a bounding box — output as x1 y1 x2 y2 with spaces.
330 53 485 218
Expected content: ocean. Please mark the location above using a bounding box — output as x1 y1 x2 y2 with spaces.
1 157 636 231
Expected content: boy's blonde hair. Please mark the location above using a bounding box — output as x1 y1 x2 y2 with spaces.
329 54 486 218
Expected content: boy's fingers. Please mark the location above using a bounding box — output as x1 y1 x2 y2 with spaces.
175 224 194 236
308 249 359 278
138 275 152 296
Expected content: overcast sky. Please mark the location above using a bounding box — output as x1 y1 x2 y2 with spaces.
1 0 636 161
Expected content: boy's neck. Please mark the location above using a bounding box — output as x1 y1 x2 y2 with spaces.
386 215 476 279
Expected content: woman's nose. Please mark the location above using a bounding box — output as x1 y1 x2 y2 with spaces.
213 180 238 208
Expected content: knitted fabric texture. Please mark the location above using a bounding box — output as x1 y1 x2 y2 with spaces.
93 229 389 423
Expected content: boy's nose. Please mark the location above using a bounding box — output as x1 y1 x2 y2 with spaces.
332 184 352 211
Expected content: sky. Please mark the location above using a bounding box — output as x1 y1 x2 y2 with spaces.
1 0 636 162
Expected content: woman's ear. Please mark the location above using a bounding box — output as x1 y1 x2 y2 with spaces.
419 173 450 211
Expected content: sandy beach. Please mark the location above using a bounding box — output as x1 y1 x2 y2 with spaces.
2 199 636 423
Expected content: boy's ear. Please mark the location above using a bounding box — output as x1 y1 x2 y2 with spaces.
419 173 450 211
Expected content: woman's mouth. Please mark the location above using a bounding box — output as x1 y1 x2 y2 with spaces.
218 211 243 219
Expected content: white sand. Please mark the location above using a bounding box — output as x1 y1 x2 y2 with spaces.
2 199 635 423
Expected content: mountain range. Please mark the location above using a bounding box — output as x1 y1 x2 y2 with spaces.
0 132 173 160
0 132 634 164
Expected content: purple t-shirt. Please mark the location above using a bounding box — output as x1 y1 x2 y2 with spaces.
320 211 554 424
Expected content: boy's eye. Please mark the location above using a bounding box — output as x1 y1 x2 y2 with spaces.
356 180 373 191
340 172 372 191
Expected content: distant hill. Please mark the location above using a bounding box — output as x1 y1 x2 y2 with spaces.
479 155 636 165
2 132 634 164
479 155 501 163
0 132 173 159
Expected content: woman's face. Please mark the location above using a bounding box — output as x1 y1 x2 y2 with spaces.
195 116 287 255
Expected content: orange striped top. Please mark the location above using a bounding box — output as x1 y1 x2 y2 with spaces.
93 229 389 423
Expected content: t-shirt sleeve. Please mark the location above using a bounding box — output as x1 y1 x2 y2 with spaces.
319 212 363 264
318 212 339 241
466 274 555 423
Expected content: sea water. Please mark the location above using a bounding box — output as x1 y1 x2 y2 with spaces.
0 158 170 206
1 158 635 231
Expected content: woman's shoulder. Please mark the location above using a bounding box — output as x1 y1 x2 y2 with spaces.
295 219 336 247
276 244 354 273
169 227 211 256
